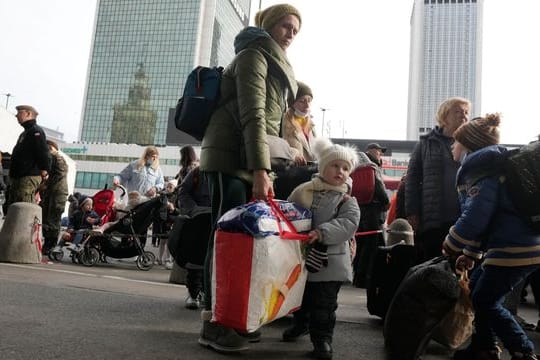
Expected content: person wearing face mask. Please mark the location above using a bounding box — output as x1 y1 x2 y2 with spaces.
272 81 319 200
113 146 165 251
443 113 540 360
281 81 316 165
405 97 471 262
198 3 302 353
113 146 164 198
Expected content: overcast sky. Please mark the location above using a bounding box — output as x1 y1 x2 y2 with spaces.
1 0 539 145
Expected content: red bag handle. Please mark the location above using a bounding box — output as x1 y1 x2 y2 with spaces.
267 197 310 241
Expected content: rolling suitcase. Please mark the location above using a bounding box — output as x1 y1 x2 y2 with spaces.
366 243 417 318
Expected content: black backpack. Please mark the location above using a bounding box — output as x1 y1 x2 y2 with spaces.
383 256 460 360
167 212 212 267
174 66 224 141
503 140 540 233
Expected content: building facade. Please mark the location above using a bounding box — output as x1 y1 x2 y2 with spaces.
407 0 484 140
80 0 250 145
61 142 189 196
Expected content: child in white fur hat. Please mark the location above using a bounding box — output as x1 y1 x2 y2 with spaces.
283 138 361 360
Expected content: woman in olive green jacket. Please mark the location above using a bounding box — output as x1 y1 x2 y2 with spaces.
198 3 302 354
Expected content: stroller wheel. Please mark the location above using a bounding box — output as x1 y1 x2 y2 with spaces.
80 247 100 267
136 251 156 271
49 250 64 262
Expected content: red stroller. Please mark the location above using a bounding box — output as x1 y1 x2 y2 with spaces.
92 185 125 224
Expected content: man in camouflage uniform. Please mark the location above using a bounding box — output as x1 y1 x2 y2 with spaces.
7 105 50 210
39 140 69 255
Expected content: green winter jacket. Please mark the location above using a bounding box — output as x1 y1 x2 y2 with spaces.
200 27 298 183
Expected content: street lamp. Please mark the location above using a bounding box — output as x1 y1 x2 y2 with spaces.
2 93 13 109
320 107 330 137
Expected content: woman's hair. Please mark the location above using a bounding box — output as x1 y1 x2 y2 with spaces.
435 97 471 127
180 145 198 168
137 146 160 170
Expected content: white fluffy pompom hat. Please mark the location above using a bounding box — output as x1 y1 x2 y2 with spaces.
312 138 359 174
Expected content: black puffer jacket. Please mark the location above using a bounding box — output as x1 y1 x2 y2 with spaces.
10 120 50 178
405 127 461 232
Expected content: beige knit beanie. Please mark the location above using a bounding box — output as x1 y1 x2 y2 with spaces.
254 3 302 32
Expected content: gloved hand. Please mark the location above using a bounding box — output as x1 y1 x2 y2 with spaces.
456 254 475 272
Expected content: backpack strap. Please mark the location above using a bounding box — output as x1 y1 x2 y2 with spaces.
457 168 501 193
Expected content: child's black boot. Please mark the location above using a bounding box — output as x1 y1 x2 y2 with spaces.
311 340 332 360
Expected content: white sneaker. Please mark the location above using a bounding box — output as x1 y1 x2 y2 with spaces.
164 261 173 270
185 295 200 310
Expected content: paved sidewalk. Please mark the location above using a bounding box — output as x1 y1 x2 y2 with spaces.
2 216 540 360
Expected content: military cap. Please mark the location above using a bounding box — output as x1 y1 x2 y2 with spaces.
15 105 39 116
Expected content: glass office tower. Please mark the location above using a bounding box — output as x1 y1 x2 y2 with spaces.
406 0 483 140
80 0 251 145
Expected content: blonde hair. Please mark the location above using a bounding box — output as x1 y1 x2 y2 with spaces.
435 97 471 127
137 146 160 170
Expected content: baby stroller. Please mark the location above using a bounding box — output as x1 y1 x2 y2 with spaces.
48 185 126 263
77 193 169 270
92 184 122 224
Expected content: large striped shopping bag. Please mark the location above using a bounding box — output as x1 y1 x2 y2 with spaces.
212 198 310 333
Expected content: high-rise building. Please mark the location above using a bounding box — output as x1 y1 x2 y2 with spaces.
407 0 483 140
80 0 251 145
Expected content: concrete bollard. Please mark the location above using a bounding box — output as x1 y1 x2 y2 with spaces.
0 202 43 264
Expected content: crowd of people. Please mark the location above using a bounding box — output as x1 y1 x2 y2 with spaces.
0 111 199 271
193 4 540 360
3 3 540 360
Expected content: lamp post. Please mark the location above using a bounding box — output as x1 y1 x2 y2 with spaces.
2 93 13 109
320 107 330 137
